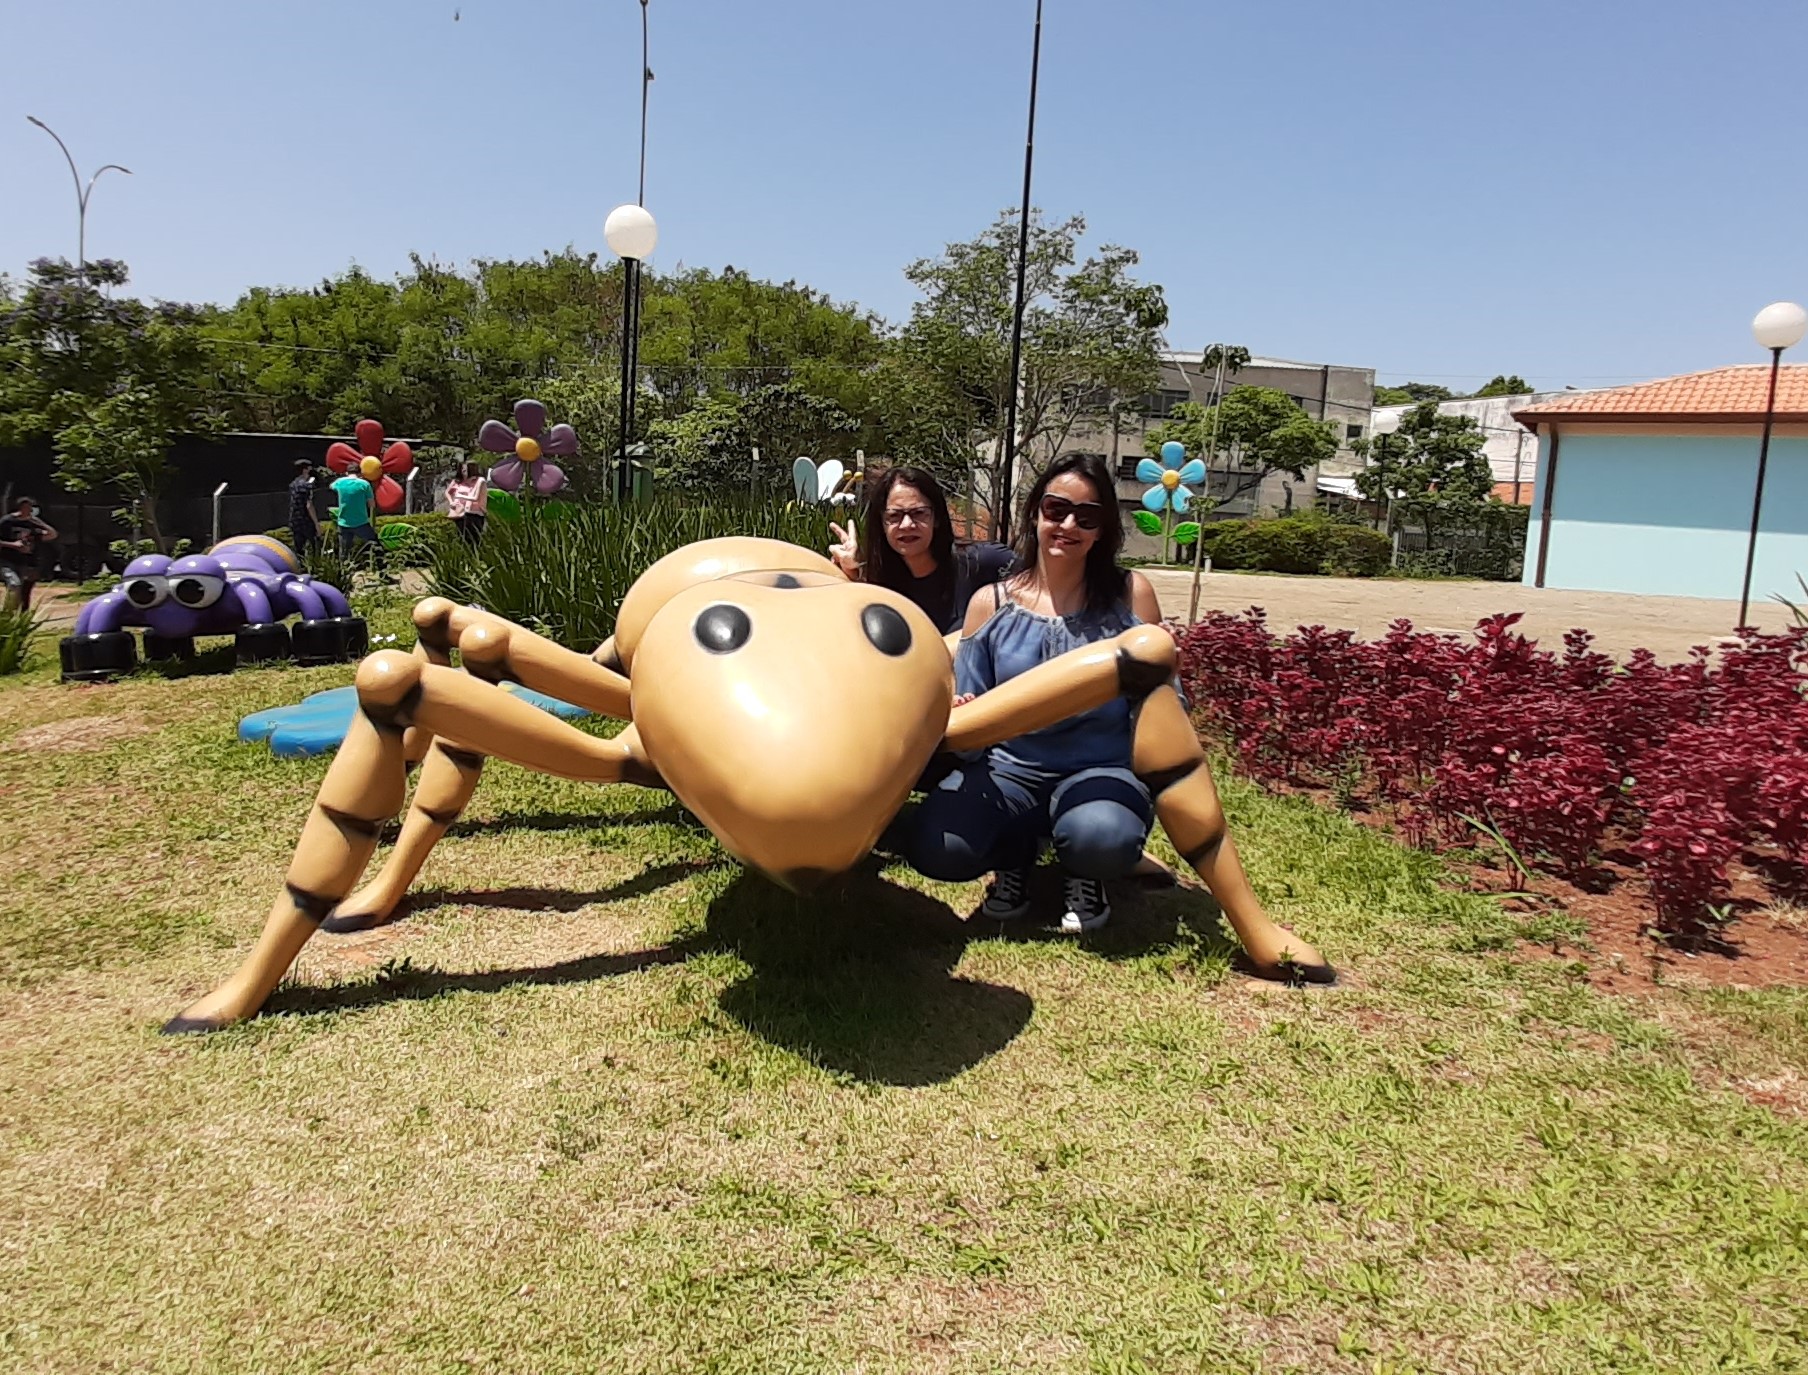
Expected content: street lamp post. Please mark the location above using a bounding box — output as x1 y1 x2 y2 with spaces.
997 0 1044 543
605 203 659 501
1739 301 1807 628
25 116 131 288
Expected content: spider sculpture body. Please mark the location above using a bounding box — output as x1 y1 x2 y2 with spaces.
165 537 1328 1033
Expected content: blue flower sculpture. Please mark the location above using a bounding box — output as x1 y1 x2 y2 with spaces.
1137 440 1206 515
1133 441 1208 563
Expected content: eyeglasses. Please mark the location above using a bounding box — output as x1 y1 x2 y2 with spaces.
1038 494 1104 531
883 506 933 528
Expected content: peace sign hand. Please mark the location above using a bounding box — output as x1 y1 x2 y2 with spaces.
828 521 860 577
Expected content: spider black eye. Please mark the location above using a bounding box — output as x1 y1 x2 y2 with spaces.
862 604 912 656
771 573 800 589
694 603 751 654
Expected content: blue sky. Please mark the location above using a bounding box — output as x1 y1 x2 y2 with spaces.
4 0 1805 391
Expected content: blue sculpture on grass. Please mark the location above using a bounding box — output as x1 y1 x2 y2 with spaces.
240 683 591 758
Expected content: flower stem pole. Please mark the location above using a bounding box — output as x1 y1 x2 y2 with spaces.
1187 346 1229 621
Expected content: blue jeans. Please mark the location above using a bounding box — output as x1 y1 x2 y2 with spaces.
905 752 1151 881
338 523 378 558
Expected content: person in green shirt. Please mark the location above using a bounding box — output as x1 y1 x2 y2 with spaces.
330 472 378 558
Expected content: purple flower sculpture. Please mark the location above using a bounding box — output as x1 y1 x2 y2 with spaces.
479 399 577 495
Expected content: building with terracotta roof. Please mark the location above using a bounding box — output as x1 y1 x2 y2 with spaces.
1512 365 1808 601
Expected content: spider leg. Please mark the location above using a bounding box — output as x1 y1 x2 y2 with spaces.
328 605 656 931
1131 683 1333 983
943 625 1178 753
163 652 653 1034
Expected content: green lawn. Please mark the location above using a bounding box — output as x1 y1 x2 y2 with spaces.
1 612 1805 1374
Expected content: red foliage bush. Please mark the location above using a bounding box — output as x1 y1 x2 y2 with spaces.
1178 611 1808 940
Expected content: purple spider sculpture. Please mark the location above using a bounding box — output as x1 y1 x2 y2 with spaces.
61 536 366 682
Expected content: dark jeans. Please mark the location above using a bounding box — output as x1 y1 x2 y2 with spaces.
293 522 319 556
338 523 378 558
454 514 486 547
904 751 1152 881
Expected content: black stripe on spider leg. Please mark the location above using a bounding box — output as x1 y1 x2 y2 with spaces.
319 805 385 842
1115 646 1173 701
1180 830 1226 867
1138 761 1199 798
285 883 337 925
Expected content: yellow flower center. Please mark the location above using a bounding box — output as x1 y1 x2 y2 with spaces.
1161 469 1181 490
515 436 542 463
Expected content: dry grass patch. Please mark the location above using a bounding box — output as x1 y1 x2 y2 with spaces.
3 639 1807 1373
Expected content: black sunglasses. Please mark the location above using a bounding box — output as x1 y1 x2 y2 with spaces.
1038 494 1104 531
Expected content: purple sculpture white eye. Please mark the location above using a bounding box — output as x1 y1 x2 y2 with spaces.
122 575 168 609
170 574 226 609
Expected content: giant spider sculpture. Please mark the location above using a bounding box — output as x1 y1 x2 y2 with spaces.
165 537 1330 1033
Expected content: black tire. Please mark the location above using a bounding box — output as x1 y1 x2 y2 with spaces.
292 617 349 666
143 632 196 662
60 631 137 682
235 622 292 665
330 615 369 659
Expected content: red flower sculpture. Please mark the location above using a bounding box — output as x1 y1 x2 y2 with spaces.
325 420 415 515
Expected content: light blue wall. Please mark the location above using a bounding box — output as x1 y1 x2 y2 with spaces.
1522 430 1808 602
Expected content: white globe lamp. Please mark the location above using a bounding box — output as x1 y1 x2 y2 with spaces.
605 203 659 261
1752 301 1806 352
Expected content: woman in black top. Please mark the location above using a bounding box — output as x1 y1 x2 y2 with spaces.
828 466 1013 635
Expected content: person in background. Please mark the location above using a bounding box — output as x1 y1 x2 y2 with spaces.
0 497 58 611
902 453 1168 934
330 467 378 559
445 462 489 547
288 459 321 556
828 465 1012 635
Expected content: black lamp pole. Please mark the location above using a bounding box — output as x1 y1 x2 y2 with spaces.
617 260 637 501
616 0 654 502
1737 345 1784 629
997 0 1043 542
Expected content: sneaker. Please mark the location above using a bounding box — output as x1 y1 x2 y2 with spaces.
1058 874 1110 934
980 868 1031 921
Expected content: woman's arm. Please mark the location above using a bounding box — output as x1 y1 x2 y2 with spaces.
1128 570 1165 628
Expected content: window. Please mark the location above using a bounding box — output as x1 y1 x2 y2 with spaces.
1140 389 1191 418
1346 423 1364 441
1116 456 1141 481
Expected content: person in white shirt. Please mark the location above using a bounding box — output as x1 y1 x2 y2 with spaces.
445 463 489 546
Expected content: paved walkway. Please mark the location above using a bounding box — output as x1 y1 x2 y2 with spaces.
36 570 1797 665
1142 569 1797 662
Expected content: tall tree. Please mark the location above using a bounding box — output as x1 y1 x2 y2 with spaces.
1373 381 1456 406
1145 386 1336 513
887 209 1166 526
1471 374 1532 398
1354 401 1495 543
0 258 215 549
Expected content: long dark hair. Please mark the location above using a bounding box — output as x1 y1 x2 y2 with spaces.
860 465 956 598
1010 452 1128 614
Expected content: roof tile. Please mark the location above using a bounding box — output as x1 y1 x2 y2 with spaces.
1513 364 1808 426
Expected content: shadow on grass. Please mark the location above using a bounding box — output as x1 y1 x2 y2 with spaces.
263 943 697 1019
262 855 1241 1086
442 801 693 840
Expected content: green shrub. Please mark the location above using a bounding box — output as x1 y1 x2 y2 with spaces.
1196 511 1390 578
1321 524 1391 577
0 604 46 675
375 513 457 567
427 495 835 650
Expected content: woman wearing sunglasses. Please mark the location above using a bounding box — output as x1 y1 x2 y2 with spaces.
828 465 1014 635
903 452 1166 933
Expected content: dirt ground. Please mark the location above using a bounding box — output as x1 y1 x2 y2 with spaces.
1142 568 1796 661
